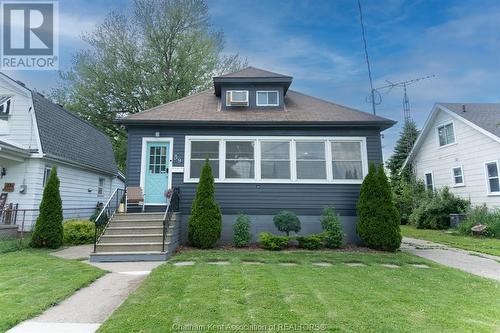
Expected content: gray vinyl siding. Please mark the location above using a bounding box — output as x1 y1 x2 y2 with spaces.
126 125 383 216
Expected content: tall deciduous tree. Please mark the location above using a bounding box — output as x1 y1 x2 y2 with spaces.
386 120 419 183
52 0 246 170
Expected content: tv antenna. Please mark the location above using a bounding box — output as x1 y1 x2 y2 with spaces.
367 75 436 123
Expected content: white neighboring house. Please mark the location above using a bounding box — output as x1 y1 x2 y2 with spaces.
0 73 124 231
403 103 500 209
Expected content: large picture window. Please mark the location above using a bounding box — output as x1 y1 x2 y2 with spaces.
331 142 363 180
261 141 290 179
185 136 367 183
296 142 326 179
190 141 219 178
225 141 255 179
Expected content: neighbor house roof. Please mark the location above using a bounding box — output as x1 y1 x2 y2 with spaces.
439 103 500 138
32 92 119 175
402 102 500 170
122 89 395 129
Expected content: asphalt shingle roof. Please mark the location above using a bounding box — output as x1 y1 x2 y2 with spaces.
216 66 292 79
32 92 118 175
440 103 500 138
123 89 394 128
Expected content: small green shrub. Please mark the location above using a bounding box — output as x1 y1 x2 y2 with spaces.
31 167 63 249
63 220 95 245
296 234 324 250
258 232 289 251
392 177 427 225
320 207 344 248
459 205 500 238
410 187 470 230
188 159 222 248
356 163 402 252
273 211 301 236
233 214 251 247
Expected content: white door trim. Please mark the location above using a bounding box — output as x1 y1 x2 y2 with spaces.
140 137 174 205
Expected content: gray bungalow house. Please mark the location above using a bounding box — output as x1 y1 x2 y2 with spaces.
121 67 395 243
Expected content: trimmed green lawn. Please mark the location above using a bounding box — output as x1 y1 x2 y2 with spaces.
401 225 500 257
0 249 104 332
0 236 31 254
99 250 500 333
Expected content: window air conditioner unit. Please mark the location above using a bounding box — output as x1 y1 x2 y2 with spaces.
227 90 249 106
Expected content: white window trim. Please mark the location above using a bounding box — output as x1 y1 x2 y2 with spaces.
184 136 368 184
436 121 456 148
484 160 500 196
140 137 174 205
256 90 279 107
424 171 434 191
451 166 465 187
42 166 51 187
226 90 249 107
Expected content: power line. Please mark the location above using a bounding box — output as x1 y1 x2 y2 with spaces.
357 0 376 115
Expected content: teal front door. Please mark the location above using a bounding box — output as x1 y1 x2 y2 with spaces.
144 142 170 204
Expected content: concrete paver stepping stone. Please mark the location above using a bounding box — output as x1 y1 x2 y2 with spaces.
381 264 400 268
207 261 230 265
279 262 298 266
312 262 333 267
242 261 264 265
173 261 195 266
411 264 430 269
345 262 366 267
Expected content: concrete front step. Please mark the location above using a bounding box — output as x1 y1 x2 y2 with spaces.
96 242 168 252
90 251 169 262
104 226 164 235
100 234 172 243
113 213 164 221
110 220 164 227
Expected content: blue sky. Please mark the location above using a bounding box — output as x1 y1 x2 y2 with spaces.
4 0 500 159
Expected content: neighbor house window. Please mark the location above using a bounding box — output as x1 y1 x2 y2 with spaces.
225 141 254 179
43 167 51 186
185 136 367 183
452 166 464 187
331 142 363 180
0 96 11 118
261 141 290 179
98 177 105 196
190 141 219 178
256 91 279 106
424 172 434 191
437 122 455 146
226 90 249 106
296 141 326 179
485 161 500 194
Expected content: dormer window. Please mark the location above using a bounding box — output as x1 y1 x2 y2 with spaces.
0 96 12 118
226 90 249 106
256 91 279 106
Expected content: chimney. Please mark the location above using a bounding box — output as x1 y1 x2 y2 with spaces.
462 104 466 112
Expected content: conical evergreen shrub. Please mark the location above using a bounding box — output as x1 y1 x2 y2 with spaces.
31 167 64 248
356 163 402 251
188 159 222 248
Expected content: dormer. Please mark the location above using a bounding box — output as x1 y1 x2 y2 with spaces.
213 67 293 111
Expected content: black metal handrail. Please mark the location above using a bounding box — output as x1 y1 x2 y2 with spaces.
162 187 180 252
93 188 126 253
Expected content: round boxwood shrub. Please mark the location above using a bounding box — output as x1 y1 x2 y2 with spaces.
258 232 289 251
188 159 222 248
233 213 251 247
320 207 344 248
31 167 63 249
273 211 301 236
63 220 95 245
356 163 402 252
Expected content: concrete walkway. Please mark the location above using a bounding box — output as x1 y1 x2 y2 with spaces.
8 246 163 333
402 237 500 281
